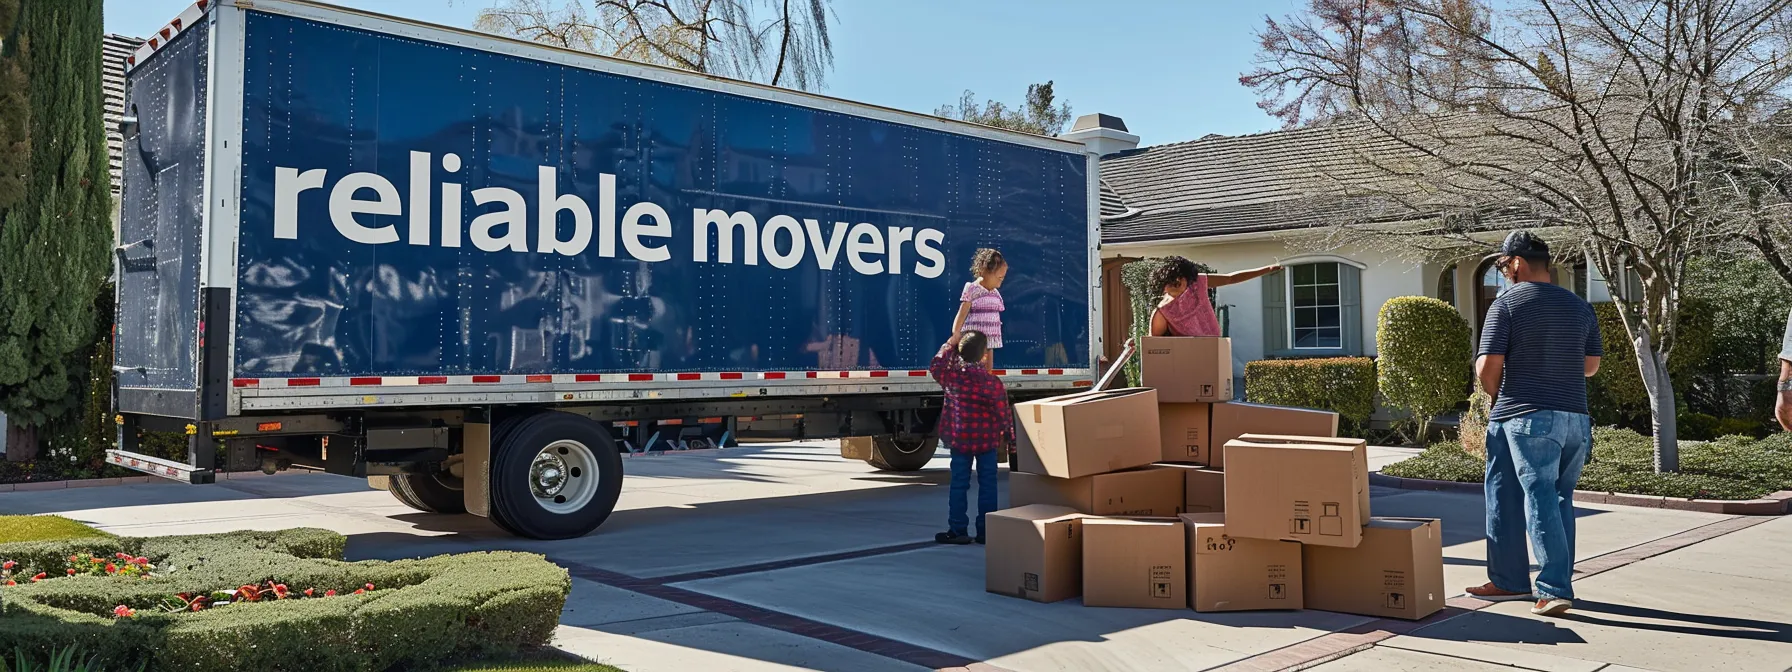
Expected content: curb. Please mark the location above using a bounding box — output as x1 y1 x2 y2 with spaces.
0 476 152 492
1369 473 1792 515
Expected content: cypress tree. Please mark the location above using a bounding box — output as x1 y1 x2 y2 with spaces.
0 0 112 460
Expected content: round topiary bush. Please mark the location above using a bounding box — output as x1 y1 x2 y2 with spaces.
1376 296 1473 445
0 528 570 671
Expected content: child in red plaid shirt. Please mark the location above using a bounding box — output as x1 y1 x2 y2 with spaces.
929 329 1012 544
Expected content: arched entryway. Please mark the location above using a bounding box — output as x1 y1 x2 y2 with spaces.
1474 256 1511 332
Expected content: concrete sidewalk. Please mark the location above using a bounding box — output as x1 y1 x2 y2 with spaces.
2 442 1787 671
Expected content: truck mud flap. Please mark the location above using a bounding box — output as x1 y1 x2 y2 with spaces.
105 449 216 484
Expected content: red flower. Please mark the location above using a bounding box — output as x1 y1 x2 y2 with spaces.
113 605 135 618
31 573 46 582
353 589 365 595
105 564 118 574
3 580 14 586
91 558 103 564
325 589 336 597
69 555 79 562
116 552 130 560
190 601 205 612
133 556 149 566
2 560 14 570
66 568 75 576
304 588 315 597
365 583 375 591
239 585 261 602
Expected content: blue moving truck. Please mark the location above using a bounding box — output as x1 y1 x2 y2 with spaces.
110 0 1099 539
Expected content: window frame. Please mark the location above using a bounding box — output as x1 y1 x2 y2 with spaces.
1286 262 1345 351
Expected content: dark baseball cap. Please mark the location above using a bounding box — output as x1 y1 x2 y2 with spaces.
1497 231 1551 260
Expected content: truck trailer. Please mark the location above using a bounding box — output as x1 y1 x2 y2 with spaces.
109 0 1100 539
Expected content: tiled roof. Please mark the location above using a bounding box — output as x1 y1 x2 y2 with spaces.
103 34 143 196
1098 119 1420 244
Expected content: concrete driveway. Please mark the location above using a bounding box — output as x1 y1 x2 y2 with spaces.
3 441 1789 672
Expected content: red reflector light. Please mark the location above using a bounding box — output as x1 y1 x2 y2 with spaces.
526 374 553 383
257 422 282 432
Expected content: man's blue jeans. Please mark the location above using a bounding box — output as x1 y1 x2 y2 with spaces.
1485 410 1592 600
948 448 999 536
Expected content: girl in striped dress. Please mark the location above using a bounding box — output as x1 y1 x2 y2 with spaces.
952 249 1007 366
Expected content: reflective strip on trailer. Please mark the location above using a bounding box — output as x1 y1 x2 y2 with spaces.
229 369 1073 388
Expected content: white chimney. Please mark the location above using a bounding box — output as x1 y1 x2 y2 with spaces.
1062 113 1140 157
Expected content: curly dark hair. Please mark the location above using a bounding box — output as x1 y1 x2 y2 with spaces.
970 248 1006 277
1149 256 1201 296
957 330 989 364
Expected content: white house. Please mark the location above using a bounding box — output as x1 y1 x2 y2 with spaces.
1068 114 1617 390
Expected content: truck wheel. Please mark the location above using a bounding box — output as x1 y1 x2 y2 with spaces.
867 435 939 472
489 412 623 540
388 472 466 514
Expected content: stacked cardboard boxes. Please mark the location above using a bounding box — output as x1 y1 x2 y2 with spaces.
986 335 1446 619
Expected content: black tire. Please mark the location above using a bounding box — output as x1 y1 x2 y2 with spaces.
388 471 466 513
488 411 624 540
866 435 939 472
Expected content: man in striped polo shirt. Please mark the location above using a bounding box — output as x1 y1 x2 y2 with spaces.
1465 231 1603 617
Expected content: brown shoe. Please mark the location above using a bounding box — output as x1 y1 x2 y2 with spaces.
1466 582 1533 602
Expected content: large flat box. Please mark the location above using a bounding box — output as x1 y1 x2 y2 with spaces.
1303 518 1445 620
985 505 1086 603
1206 402 1339 469
1014 388 1160 479
1223 435 1370 548
1182 513 1303 612
1009 466 1184 517
1082 517 1187 609
1158 403 1211 463
1140 337 1233 403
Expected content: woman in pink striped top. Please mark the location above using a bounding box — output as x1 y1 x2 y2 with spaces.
952 249 1008 366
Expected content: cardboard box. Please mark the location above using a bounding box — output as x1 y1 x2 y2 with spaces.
1140 337 1233 403
985 505 1086 603
1223 435 1370 547
1082 517 1187 609
1206 402 1339 469
840 436 874 461
1009 466 1184 517
1014 388 1160 479
1158 403 1211 463
1182 513 1302 612
1184 466 1225 514
1303 518 1445 620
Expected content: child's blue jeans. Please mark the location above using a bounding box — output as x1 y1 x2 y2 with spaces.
948 447 999 536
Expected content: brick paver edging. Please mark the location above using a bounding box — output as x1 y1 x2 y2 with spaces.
1370 472 1792 515
1212 514 1780 671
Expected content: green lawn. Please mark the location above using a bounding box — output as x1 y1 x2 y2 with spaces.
1384 427 1792 499
0 516 110 544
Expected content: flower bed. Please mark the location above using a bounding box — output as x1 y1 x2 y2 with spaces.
1383 427 1792 500
0 528 570 671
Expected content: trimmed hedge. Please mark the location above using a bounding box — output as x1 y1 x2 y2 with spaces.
0 528 570 671
1244 357 1376 434
1375 297 1472 443
1383 427 1792 499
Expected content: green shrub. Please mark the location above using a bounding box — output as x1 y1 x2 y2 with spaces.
1382 427 1792 499
1376 297 1473 444
0 517 110 545
1244 357 1376 435
1678 413 1722 441
0 529 570 671
1588 299 1714 430
1381 443 1485 482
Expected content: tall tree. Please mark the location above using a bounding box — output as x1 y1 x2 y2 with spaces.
0 0 113 460
0 0 28 209
935 81 1074 136
473 0 836 90
1242 0 1792 472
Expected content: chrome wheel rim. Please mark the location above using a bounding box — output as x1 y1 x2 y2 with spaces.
530 440 597 514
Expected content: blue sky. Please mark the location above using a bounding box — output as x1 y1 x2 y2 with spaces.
105 0 1303 146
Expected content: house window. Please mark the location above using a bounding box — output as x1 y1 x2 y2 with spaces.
1572 260 1588 299
1289 263 1343 349
1438 264 1457 307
